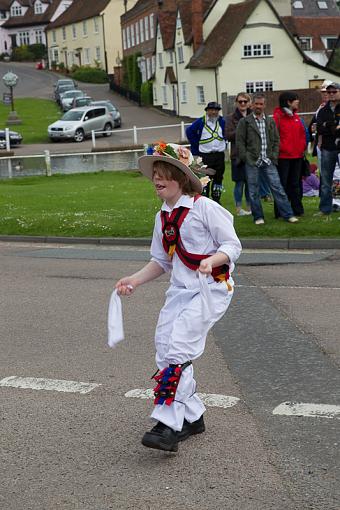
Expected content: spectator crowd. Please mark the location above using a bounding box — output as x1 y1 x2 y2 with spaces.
186 80 340 224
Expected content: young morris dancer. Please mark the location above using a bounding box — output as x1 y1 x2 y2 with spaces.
116 142 242 452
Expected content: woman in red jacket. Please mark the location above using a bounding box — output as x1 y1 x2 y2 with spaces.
273 91 307 217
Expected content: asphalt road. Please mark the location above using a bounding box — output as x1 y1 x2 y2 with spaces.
1 241 339 510
0 62 185 155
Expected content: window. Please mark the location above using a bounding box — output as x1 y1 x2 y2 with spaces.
144 16 149 40
62 27 66 40
196 85 205 104
135 22 139 45
83 20 87 36
19 31 30 46
243 43 272 58
140 19 144 42
246 81 273 93
149 13 154 38
292 0 303 7
158 52 163 69
177 45 184 63
0 11 7 19
131 24 135 46
72 24 76 39
153 86 157 102
151 55 155 74
298 37 312 51
95 46 101 61
11 5 22 16
122 28 127 50
35 29 43 44
317 1 328 8
35 1 43 14
325 37 337 50
162 85 168 104
94 17 99 33
52 30 56 43
169 51 173 64
127 26 131 48
84 48 90 64
181 82 187 103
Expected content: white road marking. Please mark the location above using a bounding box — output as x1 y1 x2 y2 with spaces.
237 285 340 291
124 388 240 409
0 376 101 394
273 402 340 419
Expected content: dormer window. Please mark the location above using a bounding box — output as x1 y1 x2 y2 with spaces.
11 4 22 16
317 1 328 8
292 1 303 8
35 1 43 14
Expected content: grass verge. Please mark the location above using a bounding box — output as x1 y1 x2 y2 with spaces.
1 169 339 238
0 98 60 144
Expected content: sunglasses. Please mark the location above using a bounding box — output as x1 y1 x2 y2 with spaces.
327 90 339 94
238 100 249 104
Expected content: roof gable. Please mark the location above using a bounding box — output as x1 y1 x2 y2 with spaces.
47 0 110 29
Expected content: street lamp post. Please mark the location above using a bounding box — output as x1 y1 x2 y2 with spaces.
3 71 21 125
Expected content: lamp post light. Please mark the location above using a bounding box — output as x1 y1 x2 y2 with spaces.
3 71 21 125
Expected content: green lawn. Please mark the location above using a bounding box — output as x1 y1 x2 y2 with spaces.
0 98 60 143
1 169 339 238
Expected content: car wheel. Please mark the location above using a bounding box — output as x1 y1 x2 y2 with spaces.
115 119 121 128
103 123 112 137
74 129 85 142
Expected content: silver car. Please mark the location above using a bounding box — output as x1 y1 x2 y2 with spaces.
60 90 84 111
48 106 113 142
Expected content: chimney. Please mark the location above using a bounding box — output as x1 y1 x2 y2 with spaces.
192 0 203 52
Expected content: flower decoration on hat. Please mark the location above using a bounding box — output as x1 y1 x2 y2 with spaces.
147 141 211 187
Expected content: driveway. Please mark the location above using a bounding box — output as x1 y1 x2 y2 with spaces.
0 62 188 155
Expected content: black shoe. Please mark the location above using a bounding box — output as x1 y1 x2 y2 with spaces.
177 415 205 442
141 422 178 452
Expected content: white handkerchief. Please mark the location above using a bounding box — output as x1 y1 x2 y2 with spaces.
107 289 124 348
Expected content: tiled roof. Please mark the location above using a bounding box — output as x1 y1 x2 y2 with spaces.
282 16 340 50
0 0 10 10
292 0 339 17
164 66 177 83
188 0 260 68
158 9 177 50
3 0 63 28
47 0 110 29
178 0 214 44
121 0 155 23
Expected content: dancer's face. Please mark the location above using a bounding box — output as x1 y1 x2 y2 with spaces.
152 171 182 206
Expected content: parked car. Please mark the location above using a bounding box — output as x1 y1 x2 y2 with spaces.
60 90 85 111
71 96 93 109
90 100 121 128
55 83 75 104
0 129 23 148
48 106 114 142
54 78 77 90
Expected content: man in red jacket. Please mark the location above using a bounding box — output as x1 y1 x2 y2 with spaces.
273 91 307 217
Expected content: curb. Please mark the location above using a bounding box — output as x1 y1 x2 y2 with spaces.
0 235 339 250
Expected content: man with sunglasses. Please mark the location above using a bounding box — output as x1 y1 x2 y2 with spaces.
316 82 340 216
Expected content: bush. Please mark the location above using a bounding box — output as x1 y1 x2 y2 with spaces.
11 45 34 61
70 66 108 83
141 80 153 105
29 43 46 60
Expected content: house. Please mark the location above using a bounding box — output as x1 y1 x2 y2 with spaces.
121 0 161 83
153 0 340 118
45 0 136 76
1 0 72 55
282 16 340 66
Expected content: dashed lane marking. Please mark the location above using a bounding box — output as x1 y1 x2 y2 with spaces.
124 388 240 409
0 376 101 394
273 402 340 419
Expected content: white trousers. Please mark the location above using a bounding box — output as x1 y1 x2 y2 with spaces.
150 277 234 431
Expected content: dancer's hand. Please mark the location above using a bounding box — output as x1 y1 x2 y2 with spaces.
115 277 136 295
198 259 213 275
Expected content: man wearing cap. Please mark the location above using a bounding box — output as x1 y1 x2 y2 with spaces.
316 82 340 216
186 101 227 203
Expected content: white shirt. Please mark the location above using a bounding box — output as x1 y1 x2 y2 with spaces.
150 195 242 289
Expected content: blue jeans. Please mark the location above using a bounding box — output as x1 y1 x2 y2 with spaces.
245 163 294 221
234 180 250 207
259 171 271 198
320 149 338 214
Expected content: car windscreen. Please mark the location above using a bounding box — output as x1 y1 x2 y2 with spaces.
62 111 84 121
63 91 82 98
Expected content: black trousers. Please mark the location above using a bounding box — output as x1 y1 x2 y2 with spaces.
199 151 225 186
274 158 304 217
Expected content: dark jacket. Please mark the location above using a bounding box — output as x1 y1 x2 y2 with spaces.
186 115 226 156
316 101 340 151
236 113 279 167
225 108 251 159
